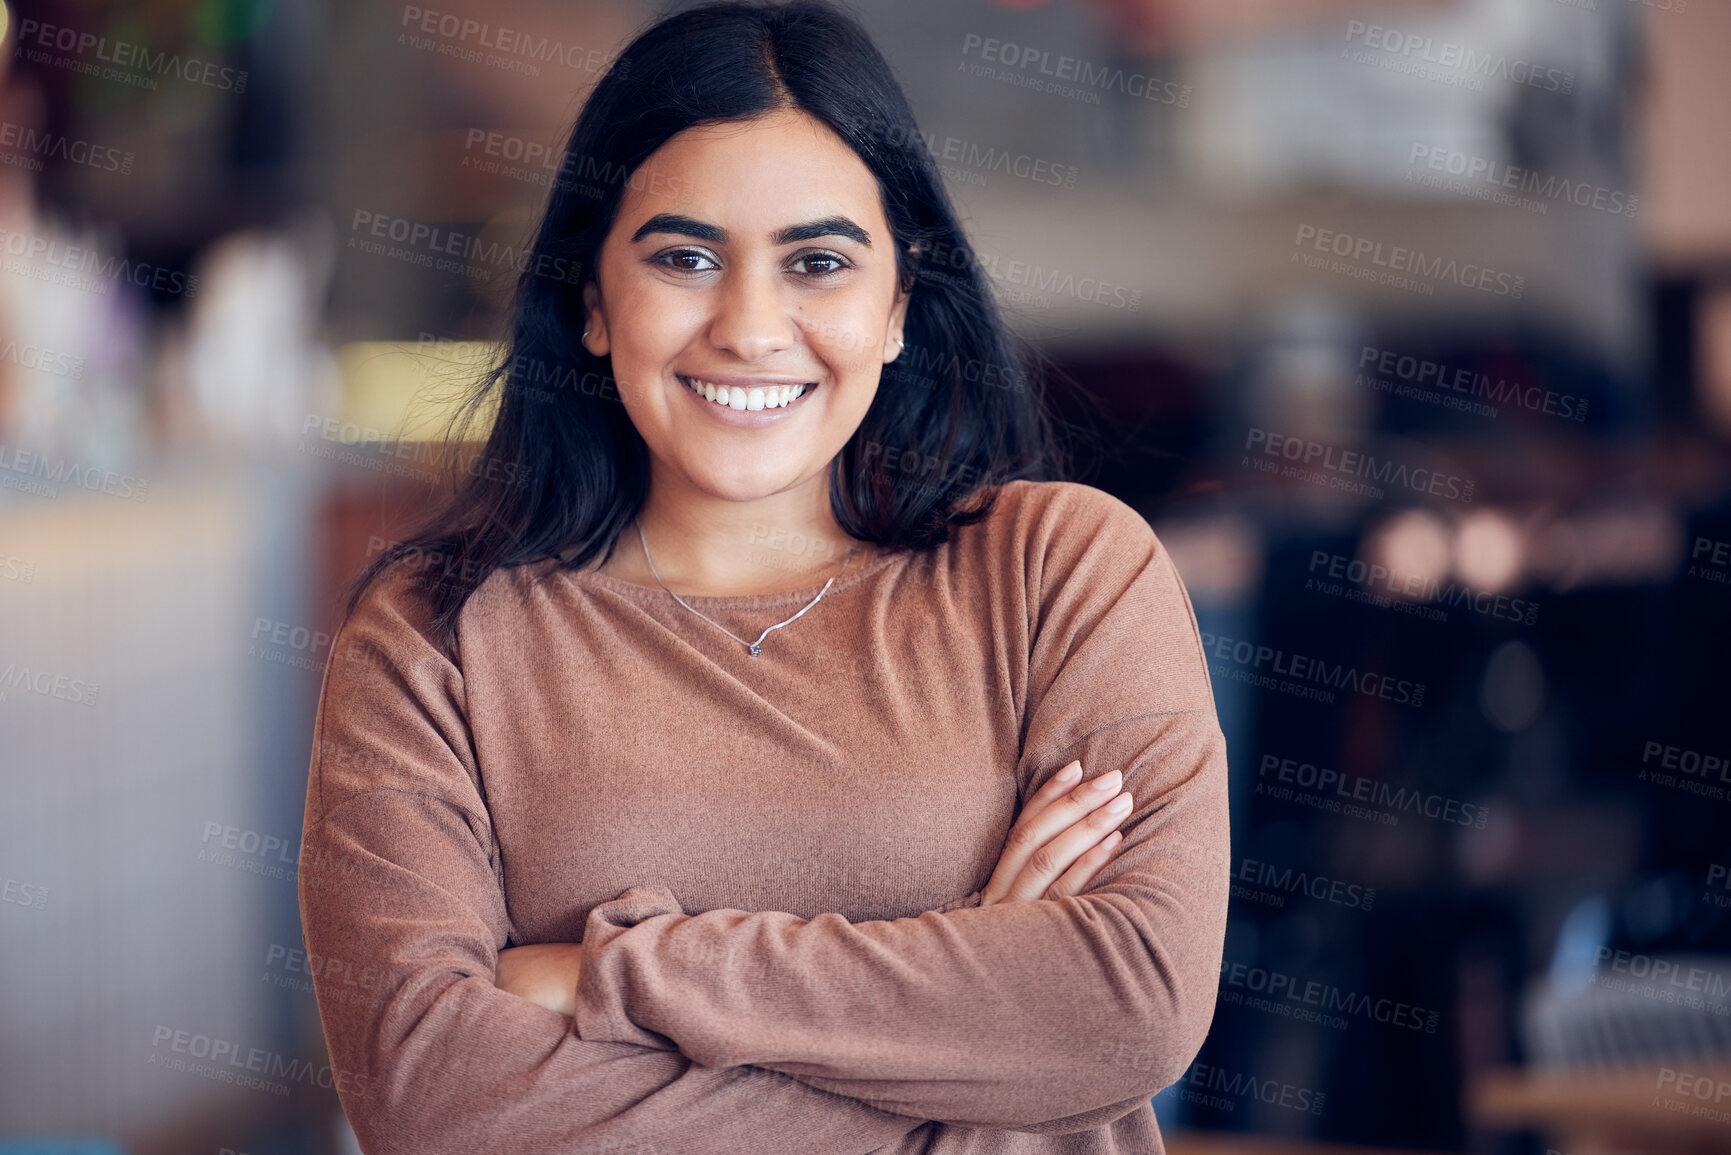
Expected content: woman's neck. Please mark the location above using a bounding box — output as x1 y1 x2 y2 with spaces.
594 471 869 597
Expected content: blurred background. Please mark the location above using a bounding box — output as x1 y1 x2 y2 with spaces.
2 0 1728 1152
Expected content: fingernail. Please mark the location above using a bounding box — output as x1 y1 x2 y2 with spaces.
1056 762 1080 783
1105 794 1132 815
1090 770 1122 791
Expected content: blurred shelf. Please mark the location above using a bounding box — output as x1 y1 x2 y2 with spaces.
1166 1135 1447 1155
1469 1064 1731 1154
951 184 1642 369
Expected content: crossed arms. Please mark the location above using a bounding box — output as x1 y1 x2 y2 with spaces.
297 497 1230 1154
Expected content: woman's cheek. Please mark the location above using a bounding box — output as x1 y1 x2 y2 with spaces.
804 313 884 374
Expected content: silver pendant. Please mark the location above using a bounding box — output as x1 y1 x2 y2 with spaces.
748 644 761 657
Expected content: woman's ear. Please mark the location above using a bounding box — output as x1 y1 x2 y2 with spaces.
884 245 916 364
883 288 911 364
580 280 610 356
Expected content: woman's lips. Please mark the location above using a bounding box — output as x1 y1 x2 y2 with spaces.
679 374 816 414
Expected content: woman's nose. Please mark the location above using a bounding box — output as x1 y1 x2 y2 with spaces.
706 265 797 362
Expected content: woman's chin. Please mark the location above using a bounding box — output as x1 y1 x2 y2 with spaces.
685 468 819 505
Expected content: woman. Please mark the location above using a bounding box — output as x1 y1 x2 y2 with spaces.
298 2 1229 1152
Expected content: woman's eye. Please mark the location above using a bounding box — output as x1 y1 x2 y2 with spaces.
654 249 719 274
792 251 851 278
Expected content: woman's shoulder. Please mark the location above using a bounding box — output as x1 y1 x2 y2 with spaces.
346 546 557 634
969 479 1159 556
325 569 443 690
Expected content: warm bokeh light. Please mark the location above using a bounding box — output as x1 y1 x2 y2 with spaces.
1454 508 1524 595
1363 507 1452 600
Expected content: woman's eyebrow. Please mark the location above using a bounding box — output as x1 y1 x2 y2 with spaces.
775 216 872 246
630 213 873 247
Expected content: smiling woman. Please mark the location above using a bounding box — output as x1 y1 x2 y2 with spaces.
573 107 914 582
299 2 1230 1153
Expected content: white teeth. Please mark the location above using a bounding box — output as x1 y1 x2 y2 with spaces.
683 377 810 411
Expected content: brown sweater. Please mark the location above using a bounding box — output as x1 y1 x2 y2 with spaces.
297 479 1231 1154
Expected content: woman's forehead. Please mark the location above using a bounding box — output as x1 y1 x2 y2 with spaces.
617 112 884 230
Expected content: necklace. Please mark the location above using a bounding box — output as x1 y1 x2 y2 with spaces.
636 522 858 657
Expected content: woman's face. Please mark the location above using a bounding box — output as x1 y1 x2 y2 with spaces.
581 108 910 505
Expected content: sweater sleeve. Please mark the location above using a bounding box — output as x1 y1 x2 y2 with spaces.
297 569 929 1155
570 485 1233 1133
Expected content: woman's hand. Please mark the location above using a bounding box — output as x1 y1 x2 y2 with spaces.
494 943 585 1017
979 760 1132 906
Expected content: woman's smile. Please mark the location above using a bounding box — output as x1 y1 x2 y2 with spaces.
677 372 818 423
579 104 910 501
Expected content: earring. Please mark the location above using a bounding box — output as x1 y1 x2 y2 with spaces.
894 337 904 349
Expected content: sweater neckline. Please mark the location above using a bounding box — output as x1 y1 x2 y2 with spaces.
557 543 906 610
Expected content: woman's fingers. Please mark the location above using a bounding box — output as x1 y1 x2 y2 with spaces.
1044 831 1123 899
979 762 1129 905
1013 759 1083 827
997 790 1132 903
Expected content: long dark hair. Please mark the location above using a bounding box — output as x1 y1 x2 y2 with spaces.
347 0 1069 650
